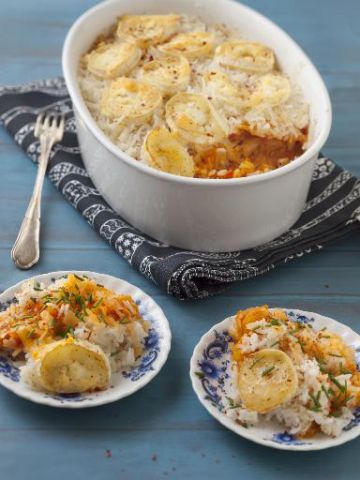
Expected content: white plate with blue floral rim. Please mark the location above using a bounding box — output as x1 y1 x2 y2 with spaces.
190 309 360 451
0 271 171 408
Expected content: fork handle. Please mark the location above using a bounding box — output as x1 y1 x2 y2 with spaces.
11 135 54 269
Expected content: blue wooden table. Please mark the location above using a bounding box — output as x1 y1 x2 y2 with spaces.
0 0 359 478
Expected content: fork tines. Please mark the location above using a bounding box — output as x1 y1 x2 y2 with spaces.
34 111 65 141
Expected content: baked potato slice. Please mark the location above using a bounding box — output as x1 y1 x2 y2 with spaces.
39 339 110 394
238 348 298 413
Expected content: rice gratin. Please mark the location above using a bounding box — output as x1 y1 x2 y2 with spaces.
78 14 309 179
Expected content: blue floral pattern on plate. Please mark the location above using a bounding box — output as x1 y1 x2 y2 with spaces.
286 310 315 324
0 356 20 382
344 408 360 432
46 392 89 403
191 308 360 450
122 327 161 381
0 296 18 312
271 432 311 446
196 330 232 411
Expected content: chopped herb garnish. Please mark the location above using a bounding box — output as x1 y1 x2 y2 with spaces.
27 329 36 339
289 326 303 335
250 356 264 369
321 385 331 401
75 311 85 322
226 397 243 412
339 363 352 375
309 391 322 412
328 353 342 358
120 318 131 325
75 295 84 308
237 421 249 428
94 298 103 308
226 396 235 407
261 365 275 377
110 350 121 357
270 341 279 347
316 357 328 373
330 410 342 418
195 371 205 379
296 339 306 352
74 274 84 281
251 325 263 332
62 325 75 337
329 374 346 393
270 318 281 326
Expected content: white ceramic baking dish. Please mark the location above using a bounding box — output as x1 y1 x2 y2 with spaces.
62 0 331 252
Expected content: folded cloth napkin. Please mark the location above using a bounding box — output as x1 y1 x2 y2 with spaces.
1 77 359 299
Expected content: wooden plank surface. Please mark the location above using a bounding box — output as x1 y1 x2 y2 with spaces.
0 0 359 478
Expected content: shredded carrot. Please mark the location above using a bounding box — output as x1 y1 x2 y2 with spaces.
0 274 145 357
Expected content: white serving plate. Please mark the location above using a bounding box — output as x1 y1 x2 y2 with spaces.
190 309 360 451
0 271 171 408
62 0 331 252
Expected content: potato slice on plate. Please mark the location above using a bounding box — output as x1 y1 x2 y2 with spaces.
238 348 298 413
39 338 110 394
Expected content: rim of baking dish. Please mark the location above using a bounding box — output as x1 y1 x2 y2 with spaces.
62 0 332 187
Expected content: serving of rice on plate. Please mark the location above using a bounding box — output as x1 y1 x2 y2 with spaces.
190 306 360 450
0 271 171 408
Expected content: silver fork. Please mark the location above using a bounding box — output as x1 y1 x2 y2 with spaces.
11 112 65 269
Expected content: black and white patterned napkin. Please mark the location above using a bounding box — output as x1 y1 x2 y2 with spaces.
1 77 359 299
